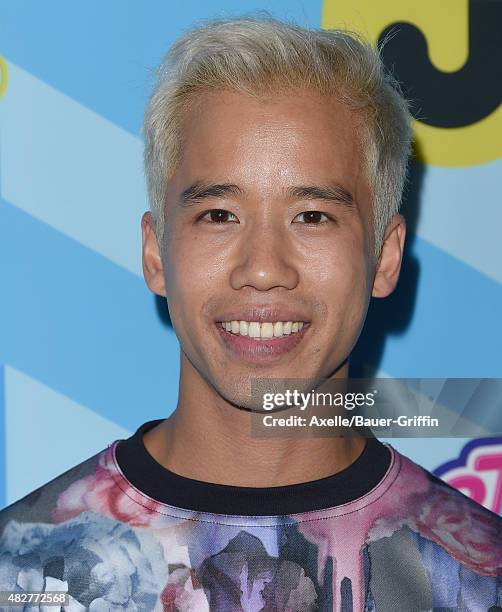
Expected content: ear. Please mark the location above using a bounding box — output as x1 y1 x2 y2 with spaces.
372 213 406 298
141 212 167 297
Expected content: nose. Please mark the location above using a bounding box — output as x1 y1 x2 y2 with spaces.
229 221 300 292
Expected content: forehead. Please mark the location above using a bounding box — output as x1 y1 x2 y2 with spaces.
175 89 367 190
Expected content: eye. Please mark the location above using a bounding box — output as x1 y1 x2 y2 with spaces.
199 209 239 223
293 211 331 224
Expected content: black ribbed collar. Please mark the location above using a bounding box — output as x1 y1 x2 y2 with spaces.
115 419 391 516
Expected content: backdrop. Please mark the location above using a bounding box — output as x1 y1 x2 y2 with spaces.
1 0 501 516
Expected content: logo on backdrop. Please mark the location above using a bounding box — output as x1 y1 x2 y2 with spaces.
323 0 502 166
434 438 502 516
0 57 8 98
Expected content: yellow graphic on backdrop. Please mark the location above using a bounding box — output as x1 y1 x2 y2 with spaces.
322 0 501 166
0 57 8 98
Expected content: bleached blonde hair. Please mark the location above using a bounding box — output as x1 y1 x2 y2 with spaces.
143 14 412 259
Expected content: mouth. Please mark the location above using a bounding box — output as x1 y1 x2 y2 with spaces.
215 319 311 363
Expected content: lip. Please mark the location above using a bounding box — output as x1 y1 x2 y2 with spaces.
215 321 311 363
215 306 310 324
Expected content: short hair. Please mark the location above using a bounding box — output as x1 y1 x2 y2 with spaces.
143 14 412 259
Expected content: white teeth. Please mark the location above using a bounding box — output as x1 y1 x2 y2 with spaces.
261 322 274 338
273 322 283 337
248 322 261 338
220 320 307 339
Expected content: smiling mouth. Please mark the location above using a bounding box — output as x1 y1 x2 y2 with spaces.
215 320 311 362
218 320 308 339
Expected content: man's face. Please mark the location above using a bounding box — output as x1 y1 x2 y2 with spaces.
144 89 401 410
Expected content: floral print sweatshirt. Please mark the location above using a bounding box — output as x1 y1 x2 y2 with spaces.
0 419 501 611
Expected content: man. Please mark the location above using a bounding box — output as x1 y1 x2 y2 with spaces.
1 15 501 612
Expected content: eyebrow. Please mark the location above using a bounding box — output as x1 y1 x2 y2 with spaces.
180 182 243 207
179 180 354 207
286 184 354 206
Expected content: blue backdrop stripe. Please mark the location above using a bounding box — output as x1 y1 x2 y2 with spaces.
0 1 322 135
0 199 180 431
0 366 5 508
1 60 146 277
378 234 502 378
4 365 131 505
414 157 502 285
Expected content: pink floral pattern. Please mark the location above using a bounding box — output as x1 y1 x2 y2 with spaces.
1 441 500 611
52 445 165 528
409 481 502 575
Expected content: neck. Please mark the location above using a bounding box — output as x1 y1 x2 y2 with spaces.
143 354 366 487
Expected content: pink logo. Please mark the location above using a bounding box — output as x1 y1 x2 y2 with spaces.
435 438 502 515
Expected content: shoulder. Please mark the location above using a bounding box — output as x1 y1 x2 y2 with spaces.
387 447 502 577
0 443 169 602
0 446 108 533
0 444 123 593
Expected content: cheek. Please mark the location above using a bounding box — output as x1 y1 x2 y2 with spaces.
164 228 226 314
309 234 371 331
310 231 369 294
